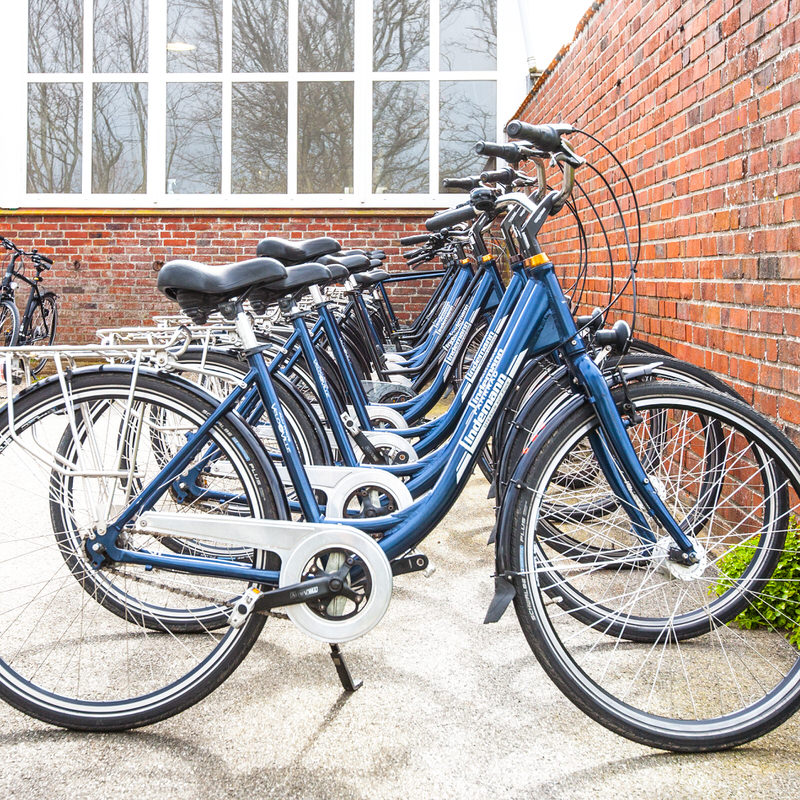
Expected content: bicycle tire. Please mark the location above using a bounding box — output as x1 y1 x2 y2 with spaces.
0 368 285 731
27 291 57 375
505 382 800 751
0 298 19 347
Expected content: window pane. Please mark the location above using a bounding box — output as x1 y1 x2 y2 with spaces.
232 0 288 72
232 83 288 193
93 83 147 193
297 82 353 193
373 0 428 71
440 0 496 71
373 81 428 193
439 80 495 191
167 0 222 73
298 0 353 72
28 0 83 73
94 0 148 73
27 83 82 193
166 83 221 193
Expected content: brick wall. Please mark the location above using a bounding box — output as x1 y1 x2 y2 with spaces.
515 0 800 439
0 210 436 343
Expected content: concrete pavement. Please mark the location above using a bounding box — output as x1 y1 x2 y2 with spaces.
2 474 800 800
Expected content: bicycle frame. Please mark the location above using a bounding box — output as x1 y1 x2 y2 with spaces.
1 253 49 343
90 189 698 590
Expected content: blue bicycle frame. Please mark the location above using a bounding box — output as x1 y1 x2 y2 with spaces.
93 189 698 588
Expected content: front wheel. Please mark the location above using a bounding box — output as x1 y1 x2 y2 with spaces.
0 298 20 347
506 383 800 751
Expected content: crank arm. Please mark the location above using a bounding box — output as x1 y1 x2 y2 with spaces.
229 575 343 627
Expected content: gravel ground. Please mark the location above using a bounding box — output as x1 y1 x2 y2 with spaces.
2 474 800 800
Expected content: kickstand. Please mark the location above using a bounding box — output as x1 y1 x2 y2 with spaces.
329 643 363 692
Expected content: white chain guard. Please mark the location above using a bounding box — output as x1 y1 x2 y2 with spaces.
280 528 393 642
134 514 392 642
364 404 409 430
275 463 413 518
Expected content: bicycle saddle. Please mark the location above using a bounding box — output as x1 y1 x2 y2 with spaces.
249 262 332 308
317 253 373 274
343 248 387 261
255 236 341 264
157 257 287 300
353 268 390 287
323 263 349 283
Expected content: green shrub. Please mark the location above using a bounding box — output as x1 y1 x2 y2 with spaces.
713 522 800 646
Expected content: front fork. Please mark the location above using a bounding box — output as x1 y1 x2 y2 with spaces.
571 351 698 561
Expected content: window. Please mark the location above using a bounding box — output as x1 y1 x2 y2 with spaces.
3 0 527 208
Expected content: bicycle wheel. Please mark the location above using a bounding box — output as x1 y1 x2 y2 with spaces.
0 368 285 730
27 292 57 375
0 298 19 347
506 383 800 751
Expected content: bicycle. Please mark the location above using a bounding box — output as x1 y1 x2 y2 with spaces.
0 124 798 754
0 237 57 374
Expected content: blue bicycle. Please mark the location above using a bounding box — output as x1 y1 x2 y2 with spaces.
0 123 798 752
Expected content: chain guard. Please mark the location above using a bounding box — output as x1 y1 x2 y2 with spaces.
280 529 392 642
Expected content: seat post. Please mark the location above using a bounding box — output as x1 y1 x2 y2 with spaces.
234 304 259 350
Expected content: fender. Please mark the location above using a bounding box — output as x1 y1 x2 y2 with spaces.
485 389 590 624
6 363 292 522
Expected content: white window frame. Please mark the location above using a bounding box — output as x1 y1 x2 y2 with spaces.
0 0 527 210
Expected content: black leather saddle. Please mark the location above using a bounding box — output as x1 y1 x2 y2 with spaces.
353 269 390 288
249 263 332 309
157 257 286 300
256 236 341 264
318 253 373 274
157 257 288 322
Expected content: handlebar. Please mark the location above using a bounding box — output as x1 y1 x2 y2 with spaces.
425 204 477 232
480 167 517 185
0 238 54 270
505 120 584 168
473 141 535 163
442 176 482 191
399 234 431 246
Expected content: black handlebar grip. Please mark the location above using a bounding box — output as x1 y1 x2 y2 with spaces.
442 176 481 190
505 121 564 152
37 254 54 266
424 204 477 232
399 234 431 246
408 254 430 268
402 247 426 260
473 140 525 162
480 167 516 184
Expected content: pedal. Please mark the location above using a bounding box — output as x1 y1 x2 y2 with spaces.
228 586 262 628
391 553 429 576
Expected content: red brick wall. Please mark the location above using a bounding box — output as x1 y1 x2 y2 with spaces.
0 211 436 343
515 0 800 438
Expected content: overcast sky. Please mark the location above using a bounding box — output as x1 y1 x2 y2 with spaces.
518 0 593 71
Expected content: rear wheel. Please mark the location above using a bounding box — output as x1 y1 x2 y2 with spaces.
0 369 283 730
27 292 57 375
